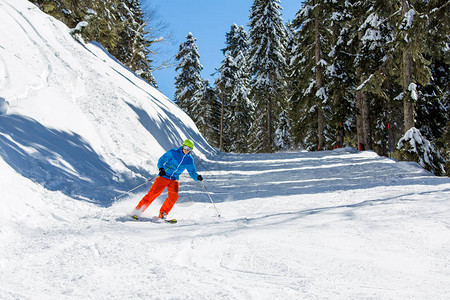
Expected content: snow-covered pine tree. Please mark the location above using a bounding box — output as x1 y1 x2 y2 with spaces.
387 0 432 134
397 127 445 176
416 60 448 143
115 0 156 86
216 24 253 153
193 80 221 148
324 0 356 149
228 64 254 153
216 51 234 151
273 21 294 151
175 33 203 119
31 0 88 28
353 2 374 151
292 0 332 150
74 0 123 51
228 25 253 153
248 0 288 153
204 82 222 149
288 19 313 149
417 58 449 176
285 21 296 107
350 0 401 153
416 0 449 150
274 104 293 150
395 0 449 174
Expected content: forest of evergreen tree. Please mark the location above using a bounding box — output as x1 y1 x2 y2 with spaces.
30 0 448 176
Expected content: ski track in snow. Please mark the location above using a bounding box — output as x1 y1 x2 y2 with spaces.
1 149 450 299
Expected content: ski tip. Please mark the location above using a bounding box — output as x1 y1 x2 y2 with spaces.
165 219 177 224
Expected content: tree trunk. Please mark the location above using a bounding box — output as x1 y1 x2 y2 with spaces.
361 88 372 150
356 30 372 151
356 89 364 150
402 0 415 133
403 53 415 132
261 89 273 153
315 11 325 150
267 97 273 152
220 98 224 151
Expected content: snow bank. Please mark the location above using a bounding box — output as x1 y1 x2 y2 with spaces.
0 0 215 204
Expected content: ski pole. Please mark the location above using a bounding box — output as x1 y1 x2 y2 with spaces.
113 176 156 201
201 181 221 217
113 165 173 201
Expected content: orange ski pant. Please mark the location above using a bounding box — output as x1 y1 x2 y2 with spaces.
135 176 179 217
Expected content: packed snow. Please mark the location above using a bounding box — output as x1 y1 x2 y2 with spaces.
1 0 450 299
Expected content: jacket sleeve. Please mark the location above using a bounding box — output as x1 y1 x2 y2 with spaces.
186 158 199 181
157 150 175 170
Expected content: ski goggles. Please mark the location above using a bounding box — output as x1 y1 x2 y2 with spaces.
182 145 193 152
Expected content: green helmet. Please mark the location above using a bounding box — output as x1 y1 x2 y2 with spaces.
182 139 194 149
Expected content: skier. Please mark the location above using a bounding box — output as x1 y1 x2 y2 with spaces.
132 139 203 221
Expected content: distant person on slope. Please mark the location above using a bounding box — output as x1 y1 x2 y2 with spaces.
132 139 203 221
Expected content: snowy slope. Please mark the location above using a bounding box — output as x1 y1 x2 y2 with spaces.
1 0 450 299
0 0 215 204
1 148 450 299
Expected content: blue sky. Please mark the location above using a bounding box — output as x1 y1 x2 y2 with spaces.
144 0 302 99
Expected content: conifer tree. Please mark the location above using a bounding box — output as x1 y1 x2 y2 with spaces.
225 25 253 152
288 21 311 149
292 0 331 150
216 24 253 152
393 0 449 174
193 80 221 148
203 82 222 149
385 0 438 134
215 53 234 151
285 21 296 107
347 0 399 152
31 0 90 28
274 105 293 150
418 0 449 155
174 33 203 119
324 0 356 149
115 0 156 85
404 0 449 148
248 0 288 152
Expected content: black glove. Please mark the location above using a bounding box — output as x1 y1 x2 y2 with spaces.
159 168 166 177
197 175 203 181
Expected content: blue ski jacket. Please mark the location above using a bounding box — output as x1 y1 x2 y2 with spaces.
157 147 200 181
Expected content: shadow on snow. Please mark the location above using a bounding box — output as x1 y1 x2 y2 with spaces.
0 114 147 205
1 113 447 211
179 149 449 206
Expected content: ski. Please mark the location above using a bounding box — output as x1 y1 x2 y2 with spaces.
130 215 177 224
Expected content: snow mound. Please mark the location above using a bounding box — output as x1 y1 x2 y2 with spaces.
0 0 216 205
